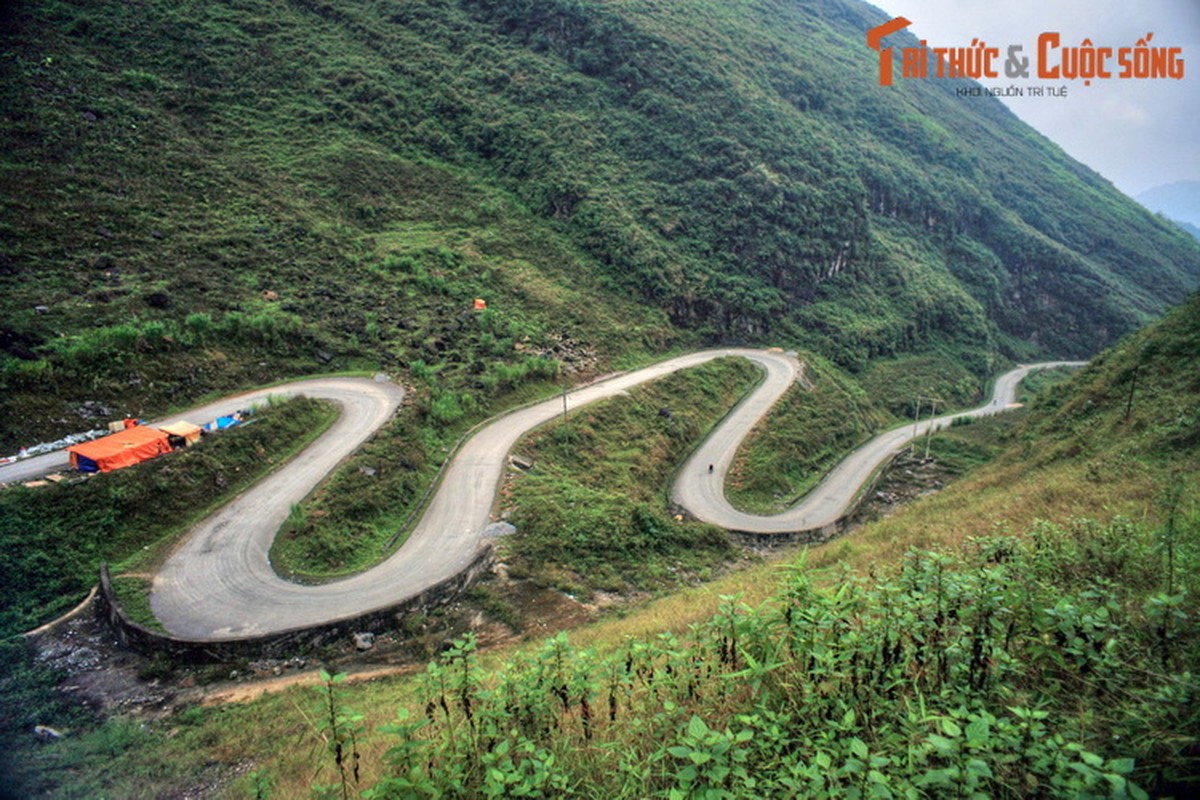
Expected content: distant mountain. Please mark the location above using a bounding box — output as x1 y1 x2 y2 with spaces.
1137 180 1200 230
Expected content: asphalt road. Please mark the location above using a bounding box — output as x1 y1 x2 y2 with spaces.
673 360 1085 533
0 377 404 484
151 349 796 638
6 352 1081 640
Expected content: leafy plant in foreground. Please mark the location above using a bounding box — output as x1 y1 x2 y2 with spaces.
347 516 1195 797
313 670 366 800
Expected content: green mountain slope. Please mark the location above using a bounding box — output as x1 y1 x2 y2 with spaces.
1 0 1198 449
1027 290 1200 464
5 270 1196 800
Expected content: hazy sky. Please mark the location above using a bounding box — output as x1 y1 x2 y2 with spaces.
870 0 1199 196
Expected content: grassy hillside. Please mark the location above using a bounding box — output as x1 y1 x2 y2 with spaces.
502 357 761 595
5 289 1194 798
726 350 889 513
2 0 1199 454
1 0 1198 788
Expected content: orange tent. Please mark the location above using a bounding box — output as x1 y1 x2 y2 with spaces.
68 426 173 473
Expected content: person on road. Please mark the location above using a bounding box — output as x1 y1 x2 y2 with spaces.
708 463 714 474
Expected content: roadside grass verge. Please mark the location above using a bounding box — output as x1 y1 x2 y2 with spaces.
501 357 762 597
269 372 570 583
857 350 990 418
726 356 1078 515
1016 364 1078 403
726 351 889 514
919 406 1028 475
109 576 164 634
0 396 337 638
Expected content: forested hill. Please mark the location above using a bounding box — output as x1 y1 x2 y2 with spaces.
1 0 1198 443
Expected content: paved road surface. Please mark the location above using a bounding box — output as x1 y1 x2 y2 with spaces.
0 377 403 484
673 360 1085 533
6 352 1081 639
152 350 795 637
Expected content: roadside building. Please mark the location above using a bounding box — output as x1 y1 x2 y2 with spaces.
159 421 203 448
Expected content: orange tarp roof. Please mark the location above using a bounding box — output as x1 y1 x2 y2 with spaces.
159 421 203 444
68 425 172 473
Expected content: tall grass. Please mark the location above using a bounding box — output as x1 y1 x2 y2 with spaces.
335 516 1196 798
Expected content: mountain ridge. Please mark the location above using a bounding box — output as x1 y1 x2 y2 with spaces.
1 0 1198 449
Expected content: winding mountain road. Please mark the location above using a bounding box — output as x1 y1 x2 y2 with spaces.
4 351 1081 640
153 350 797 638
674 358 1085 533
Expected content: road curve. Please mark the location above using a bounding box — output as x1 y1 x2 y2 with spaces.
14 351 1079 639
151 349 796 638
674 360 1085 533
0 377 404 485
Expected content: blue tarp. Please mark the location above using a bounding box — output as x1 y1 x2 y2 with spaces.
74 454 101 473
207 414 242 431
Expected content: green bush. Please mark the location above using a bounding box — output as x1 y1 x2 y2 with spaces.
360 517 1196 797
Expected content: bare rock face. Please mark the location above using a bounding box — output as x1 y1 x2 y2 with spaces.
31 608 176 717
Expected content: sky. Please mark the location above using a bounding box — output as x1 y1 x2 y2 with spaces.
870 0 1200 197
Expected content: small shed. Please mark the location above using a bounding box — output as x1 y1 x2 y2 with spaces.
67 426 172 473
159 421 203 448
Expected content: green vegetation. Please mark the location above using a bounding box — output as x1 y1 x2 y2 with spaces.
2 0 1198 455
271 354 561 583
0 638 102 791
1015 364 1078 404
0 396 336 638
338 513 1196 798
727 352 889 514
922 412 1024 476
839 294 1199 570
1022 291 1200 466
4 291 1198 800
110 576 164 633
2 0 1200 793
13 513 1193 798
858 351 986 418
503 358 761 596
729 355 1082 515
0 684 220 800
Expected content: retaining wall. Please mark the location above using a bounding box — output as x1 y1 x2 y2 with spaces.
96 545 496 662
